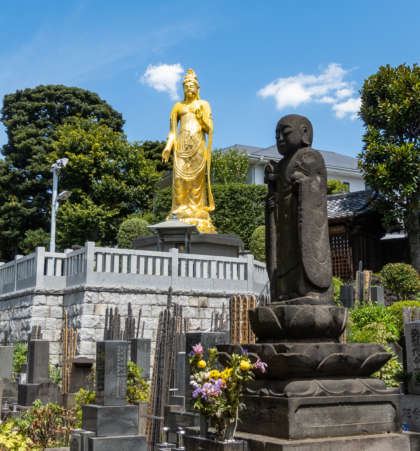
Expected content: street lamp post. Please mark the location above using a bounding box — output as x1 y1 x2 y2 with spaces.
50 158 71 253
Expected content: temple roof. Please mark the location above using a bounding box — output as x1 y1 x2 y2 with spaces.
327 190 376 219
224 144 359 171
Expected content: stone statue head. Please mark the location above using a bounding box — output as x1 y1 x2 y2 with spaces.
183 69 200 101
276 114 313 156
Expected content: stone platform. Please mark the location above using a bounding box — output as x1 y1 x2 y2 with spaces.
237 392 401 439
236 431 415 451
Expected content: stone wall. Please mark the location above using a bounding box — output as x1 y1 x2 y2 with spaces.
0 285 231 368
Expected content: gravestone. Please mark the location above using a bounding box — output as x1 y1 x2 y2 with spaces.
74 341 146 451
27 340 49 383
130 338 151 380
17 340 60 406
69 357 94 393
370 285 385 304
0 346 14 380
404 321 420 395
0 345 17 404
340 285 354 309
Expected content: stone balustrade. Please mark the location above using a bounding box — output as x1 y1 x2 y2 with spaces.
0 242 267 296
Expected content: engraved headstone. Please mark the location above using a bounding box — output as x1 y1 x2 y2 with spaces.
404 321 420 395
96 341 128 406
0 346 14 380
27 340 49 383
130 338 151 380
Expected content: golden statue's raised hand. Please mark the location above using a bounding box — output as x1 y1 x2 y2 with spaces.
162 69 216 233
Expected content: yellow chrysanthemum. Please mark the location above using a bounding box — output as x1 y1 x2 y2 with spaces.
209 369 220 379
197 360 207 369
240 360 251 371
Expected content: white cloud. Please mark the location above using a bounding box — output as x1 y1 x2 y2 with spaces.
141 63 184 100
333 97 361 120
258 63 360 120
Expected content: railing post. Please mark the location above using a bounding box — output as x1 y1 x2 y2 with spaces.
246 253 255 292
170 247 179 289
34 247 45 288
85 242 95 285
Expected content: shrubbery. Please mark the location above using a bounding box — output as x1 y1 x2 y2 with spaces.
387 300 420 341
12 343 27 374
249 225 265 262
117 216 152 248
379 263 420 301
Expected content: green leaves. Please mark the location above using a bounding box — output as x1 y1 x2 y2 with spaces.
0 85 125 260
358 64 420 269
211 148 249 185
50 117 161 249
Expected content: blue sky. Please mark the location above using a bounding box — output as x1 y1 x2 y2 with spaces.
0 0 418 158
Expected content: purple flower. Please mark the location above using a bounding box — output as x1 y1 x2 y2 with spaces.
255 359 268 373
192 343 204 355
192 388 202 399
241 348 248 355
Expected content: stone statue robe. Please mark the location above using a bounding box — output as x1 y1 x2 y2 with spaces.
265 147 333 304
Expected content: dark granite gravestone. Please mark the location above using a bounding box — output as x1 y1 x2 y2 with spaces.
404 321 420 395
340 285 355 308
214 115 408 450
130 338 151 380
27 340 49 383
17 340 60 406
74 341 146 451
95 341 127 406
69 357 94 393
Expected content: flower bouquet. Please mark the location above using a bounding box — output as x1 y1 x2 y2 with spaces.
189 343 267 441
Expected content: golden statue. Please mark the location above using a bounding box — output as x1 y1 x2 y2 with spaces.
162 69 216 233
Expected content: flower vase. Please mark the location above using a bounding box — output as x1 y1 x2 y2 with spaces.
223 417 237 442
199 413 209 437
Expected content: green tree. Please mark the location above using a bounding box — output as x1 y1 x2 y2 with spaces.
327 179 349 195
0 85 124 260
138 140 171 173
51 116 160 248
211 148 249 184
358 64 420 271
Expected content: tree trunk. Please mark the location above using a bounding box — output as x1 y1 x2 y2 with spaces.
407 188 420 273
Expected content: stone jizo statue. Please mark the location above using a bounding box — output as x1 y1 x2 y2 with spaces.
265 114 333 304
162 69 216 233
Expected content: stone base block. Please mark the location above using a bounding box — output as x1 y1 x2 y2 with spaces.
82 404 138 437
237 431 411 451
237 393 401 439
184 435 246 450
17 381 60 406
401 394 420 432
87 435 146 451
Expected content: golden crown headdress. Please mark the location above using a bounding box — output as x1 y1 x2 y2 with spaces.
183 69 199 87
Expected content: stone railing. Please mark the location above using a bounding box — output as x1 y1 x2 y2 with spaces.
0 242 268 296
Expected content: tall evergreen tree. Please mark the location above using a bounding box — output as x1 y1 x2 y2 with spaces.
0 85 124 259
